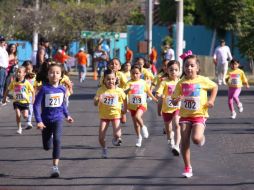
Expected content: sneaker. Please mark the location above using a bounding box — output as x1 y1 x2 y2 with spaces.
112 138 122 146
199 135 205 147
172 145 180 156
101 148 108 159
142 125 149 139
16 128 22 134
25 123 33 130
50 166 60 178
182 166 193 178
0 102 6 106
135 136 142 147
6 97 10 103
238 103 243 113
231 111 237 119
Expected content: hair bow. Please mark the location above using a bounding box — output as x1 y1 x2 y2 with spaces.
180 50 193 60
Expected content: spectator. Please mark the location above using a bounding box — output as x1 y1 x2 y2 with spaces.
213 39 233 85
162 44 175 61
125 46 133 63
150 47 158 75
36 37 51 70
0 35 8 103
75 48 88 83
93 45 108 78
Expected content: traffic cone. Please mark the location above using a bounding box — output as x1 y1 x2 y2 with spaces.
93 71 98 80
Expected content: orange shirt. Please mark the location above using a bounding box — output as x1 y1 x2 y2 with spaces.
125 49 133 62
75 52 87 65
54 51 69 64
150 48 157 63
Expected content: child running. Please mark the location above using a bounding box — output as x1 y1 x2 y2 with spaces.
33 63 74 178
22 60 40 129
156 60 181 156
94 69 127 158
226 59 249 119
2 66 34 134
126 64 158 147
172 51 218 178
121 61 131 81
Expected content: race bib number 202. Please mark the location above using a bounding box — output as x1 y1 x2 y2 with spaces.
182 97 200 111
45 93 64 107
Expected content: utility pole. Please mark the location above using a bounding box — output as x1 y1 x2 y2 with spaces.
32 0 39 65
175 0 184 70
146 0 153 57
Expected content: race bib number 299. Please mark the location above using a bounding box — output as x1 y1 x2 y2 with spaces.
45 93 64 107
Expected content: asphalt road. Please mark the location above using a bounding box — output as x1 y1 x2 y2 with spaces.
0 77 254 190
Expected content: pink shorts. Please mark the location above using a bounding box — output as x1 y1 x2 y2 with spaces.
179 117 207 127
129 106 147 117
162 110 180 123
101 118 120 122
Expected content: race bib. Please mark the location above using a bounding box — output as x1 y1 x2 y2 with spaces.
230 78 239 85
166 96 180 108
45 93 64 107
100 94 118 106
129 94 146 105
182 96 200 111
14 92 26 101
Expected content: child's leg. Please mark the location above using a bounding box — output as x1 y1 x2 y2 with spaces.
21 109 28 120
131 116 141 137
180 122 192 168
98 120 109 148
228 88 235 112
164 121 173 140
232 88 241 106
27 104 33 125
15 108 21 129
191 123 205 145
173 115 181 147
133 109 145 137
112 119 121 139
52 121 63 166
42 123 53 151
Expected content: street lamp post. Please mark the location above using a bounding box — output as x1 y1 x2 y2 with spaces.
175 0 184 72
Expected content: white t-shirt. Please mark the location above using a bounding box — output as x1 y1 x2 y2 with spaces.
0 46 9 68
164 48 175 60
213 45 232 64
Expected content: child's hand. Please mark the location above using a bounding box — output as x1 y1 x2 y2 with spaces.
66 116 74 123
172 96 183 105
157 110 162 116
37 122 46 130
206 100 214 108
246 84 250 89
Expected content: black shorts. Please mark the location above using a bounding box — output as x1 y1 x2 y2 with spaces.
13 102 29 111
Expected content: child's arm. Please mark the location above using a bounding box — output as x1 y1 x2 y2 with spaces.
122 98 127 114
94 95 100 106
33 88 46 130
147 89 158 103
1 89 9 104
157 97 163 116
206 84 218 108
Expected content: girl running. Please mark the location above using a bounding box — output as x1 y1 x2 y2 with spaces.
2 66 34 134
226 59 249 119
22 60 39 129
156 60 181 156
172 51 218 178
33 63 74 178
126 64 158 147
121 61 131 81
94 69 127 158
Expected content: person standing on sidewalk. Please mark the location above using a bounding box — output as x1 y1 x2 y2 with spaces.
0 35 8 103
125 46 133 63
213 39 232 85
75 48 88 83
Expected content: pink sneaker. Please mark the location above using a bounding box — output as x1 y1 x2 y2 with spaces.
182 166 193 178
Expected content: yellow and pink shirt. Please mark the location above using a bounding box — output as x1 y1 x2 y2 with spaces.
226 68 248 88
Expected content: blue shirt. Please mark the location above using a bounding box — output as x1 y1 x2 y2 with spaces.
33 84 69 123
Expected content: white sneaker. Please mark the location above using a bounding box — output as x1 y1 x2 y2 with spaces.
238 103 243 113
182 166 193 178
135 136 142 147
172 145 180 156
16 128 22 134
142 125 149 139
25 123 33 130
50 166 60 178
231 111 237 119
102 148 108 159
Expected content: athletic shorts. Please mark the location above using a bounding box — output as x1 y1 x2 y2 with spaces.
13 102 29 111
179 117 207 127
129 106 147 117
162 110 180 123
